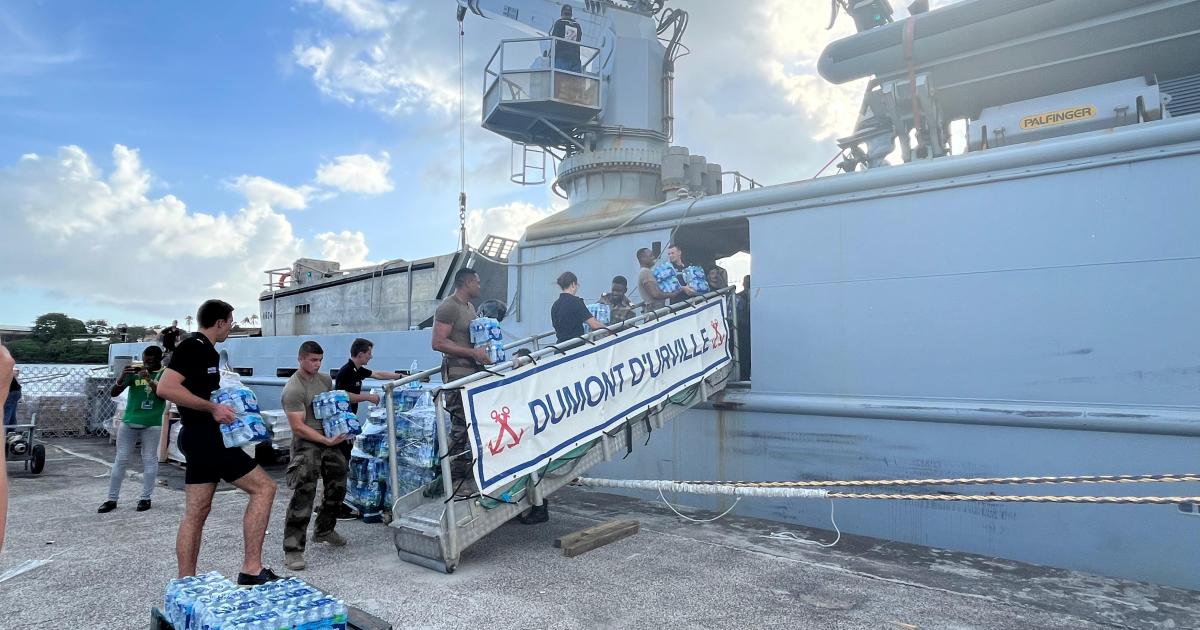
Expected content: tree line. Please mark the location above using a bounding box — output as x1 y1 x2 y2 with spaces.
6 313 151 364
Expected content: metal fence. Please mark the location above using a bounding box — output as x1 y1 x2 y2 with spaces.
11 365 119 438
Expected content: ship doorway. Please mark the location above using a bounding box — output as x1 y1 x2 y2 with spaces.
670 218 751 382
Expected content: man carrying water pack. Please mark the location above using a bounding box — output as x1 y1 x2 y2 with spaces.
432 268 491 497
157 299 279 584
280 340 348 571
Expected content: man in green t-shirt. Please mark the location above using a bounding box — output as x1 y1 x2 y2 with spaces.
99 346 167 513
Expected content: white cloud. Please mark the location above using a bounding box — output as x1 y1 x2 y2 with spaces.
315 152 393 195
0 144 305 319
292 1 460 115
290 0 970 200
230 174 312 210
464 202 555 246
315 230 372 267
316 0 393 31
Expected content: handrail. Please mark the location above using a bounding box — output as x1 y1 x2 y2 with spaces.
381 287 736 554
433 287 732 392
486 36 601 76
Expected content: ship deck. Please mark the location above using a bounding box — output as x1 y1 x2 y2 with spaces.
1 437 1197 629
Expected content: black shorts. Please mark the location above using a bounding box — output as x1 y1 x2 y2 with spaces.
178 424 258 485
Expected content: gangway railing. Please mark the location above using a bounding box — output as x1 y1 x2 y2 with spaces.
379 287 737 572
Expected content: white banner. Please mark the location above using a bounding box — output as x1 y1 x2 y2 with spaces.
463 299 731 494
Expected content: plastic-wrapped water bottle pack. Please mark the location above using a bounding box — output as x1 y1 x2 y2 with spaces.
652 262 682 294
346 479 383 515
164 573 348 630
470 317 506 365
368 387 426 416
313 390 361 438
469 317 503 346
588 302 611 324
210 387 271 449
347 454 388 515
584 302 612 333
682 265 710 292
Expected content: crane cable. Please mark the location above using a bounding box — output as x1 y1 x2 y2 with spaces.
457 9 468 254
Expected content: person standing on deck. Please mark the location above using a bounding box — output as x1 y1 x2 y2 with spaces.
707 266 729 291
431 268 492 496
157 299 279 583
737 275 752 381
281 341 349 571
598 275 634 323
98 345 166 513
551 5 583 72
636 247 691 315
331 338 404 519
665 244 700 305
160 320 183 367
552 272 605 344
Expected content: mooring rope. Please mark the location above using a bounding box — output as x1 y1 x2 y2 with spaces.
675 473 1200 488
576 478 827 499
575 477 1200 505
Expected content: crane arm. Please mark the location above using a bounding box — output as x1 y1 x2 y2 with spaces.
457 0 582 37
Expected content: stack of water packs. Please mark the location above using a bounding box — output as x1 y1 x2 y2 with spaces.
470 316 505 365
210 386 270 449
347 388 437 518
653 262 709 295
164 572 349 630
313 390 362 439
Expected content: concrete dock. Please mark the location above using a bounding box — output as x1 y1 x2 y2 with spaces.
1 437 1197 629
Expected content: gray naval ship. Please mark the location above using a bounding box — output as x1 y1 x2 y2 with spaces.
111 0 1200 590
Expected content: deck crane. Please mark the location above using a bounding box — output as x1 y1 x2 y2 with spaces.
456 0 697 213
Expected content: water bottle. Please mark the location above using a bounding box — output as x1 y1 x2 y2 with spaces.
332 600 348 630
408 360 421 389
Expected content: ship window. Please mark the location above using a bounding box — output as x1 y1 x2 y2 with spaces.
276 368 297 378
295 304 310 315
231 367 253 377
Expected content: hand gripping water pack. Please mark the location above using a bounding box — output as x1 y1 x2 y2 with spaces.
484 339 506 365
209 386 270 449
469 317 503 346
585 302 611 333
683 265 710 292
652 261 682 294
314 390 361 438
589 302 611 324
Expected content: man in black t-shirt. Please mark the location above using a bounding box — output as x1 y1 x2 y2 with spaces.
329 338 404 519
334 338 405 415
157 299 279 584
551 271 605 344
550 4 582 72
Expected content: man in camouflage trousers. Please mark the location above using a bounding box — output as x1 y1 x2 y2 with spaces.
280 341 349 571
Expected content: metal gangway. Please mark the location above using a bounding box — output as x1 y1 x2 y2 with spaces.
380 286 738 572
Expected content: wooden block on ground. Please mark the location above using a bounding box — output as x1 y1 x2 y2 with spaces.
554 519 640 558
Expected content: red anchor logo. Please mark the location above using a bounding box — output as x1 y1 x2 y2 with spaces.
710 319 727 347
487 406 526 455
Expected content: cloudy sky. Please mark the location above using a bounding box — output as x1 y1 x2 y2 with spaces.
0 0 940 327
